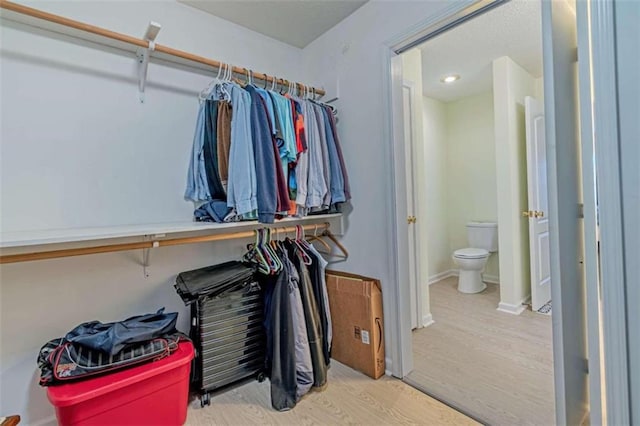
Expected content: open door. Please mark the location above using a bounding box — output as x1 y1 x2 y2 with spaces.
524 96 552 312
403 81 419 330
542 1 588 424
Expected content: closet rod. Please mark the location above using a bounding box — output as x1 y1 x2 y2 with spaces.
0 223 330 264
0 0 325 96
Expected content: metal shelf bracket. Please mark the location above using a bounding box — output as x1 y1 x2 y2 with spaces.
142 237 161 278
136 21 161 103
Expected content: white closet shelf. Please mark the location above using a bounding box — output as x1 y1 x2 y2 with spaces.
0 214 343 249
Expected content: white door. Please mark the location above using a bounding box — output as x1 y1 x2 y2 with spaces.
403 82 419 330
542 0 588 424
524 96 551 311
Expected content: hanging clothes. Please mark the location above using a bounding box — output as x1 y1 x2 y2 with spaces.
246 230 333 410
303 100 328 211
216 101 232 192
184 98 212 202
312 103 332 209
261 265 297 411
282 251 314 400
246 85 278 223
226 83 258 217
186 79 349 223
320 105 346 204
203 100 226 200
285 240 327 388
306 243 332 362
325 106 351 201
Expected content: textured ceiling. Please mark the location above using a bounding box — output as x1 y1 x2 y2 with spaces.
418 0 543 102
180 0 368 48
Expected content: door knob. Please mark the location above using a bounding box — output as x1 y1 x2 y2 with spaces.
407 216 417 224
535 211 545 218
522 211 533 217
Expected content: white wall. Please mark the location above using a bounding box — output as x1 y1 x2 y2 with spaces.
401 49 432 326
445 91 499 279
0 1 308 423
422 96 450 277
0 0 305 232
300 0 454 374
492 56 537 311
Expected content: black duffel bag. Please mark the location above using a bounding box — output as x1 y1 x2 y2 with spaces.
38 308 188 386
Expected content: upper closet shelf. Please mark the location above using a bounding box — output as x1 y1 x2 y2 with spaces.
0 214 343 249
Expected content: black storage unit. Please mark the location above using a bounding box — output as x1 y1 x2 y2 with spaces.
175 261 265 407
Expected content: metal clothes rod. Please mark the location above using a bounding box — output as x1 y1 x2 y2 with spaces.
0 223 331 264
0 0 325 96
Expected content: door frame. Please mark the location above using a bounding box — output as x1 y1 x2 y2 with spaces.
381 0 596 422
577 0 633 424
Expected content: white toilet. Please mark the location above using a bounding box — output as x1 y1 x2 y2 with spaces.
452 222 498 294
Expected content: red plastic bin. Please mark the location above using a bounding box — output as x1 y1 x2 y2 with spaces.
47 341 194 426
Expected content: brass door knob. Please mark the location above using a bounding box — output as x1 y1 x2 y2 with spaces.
407 216 417 224
522 211 533 217
535 211 545 218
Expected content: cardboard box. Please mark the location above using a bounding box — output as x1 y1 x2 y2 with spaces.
326 270 385 379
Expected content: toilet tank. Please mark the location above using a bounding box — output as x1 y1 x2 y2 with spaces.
467 222 498 252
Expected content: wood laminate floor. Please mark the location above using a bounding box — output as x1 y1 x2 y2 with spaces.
186 360 478 425
406 277 555 426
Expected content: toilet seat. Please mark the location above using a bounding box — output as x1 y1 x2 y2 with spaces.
453 248 489 259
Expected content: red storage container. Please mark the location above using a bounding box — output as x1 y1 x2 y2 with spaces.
47 341 194 426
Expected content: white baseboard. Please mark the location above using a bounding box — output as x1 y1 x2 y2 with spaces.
497 294 531 315
422 313 435 327
483 274 500 284
385 356 393 377
428 269 457 285
429 270 500 286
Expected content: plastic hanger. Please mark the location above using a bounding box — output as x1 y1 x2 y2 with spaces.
256 229 272 272
265 228 283 273
199 62 225 102
293 225 313 265
245 229 270 274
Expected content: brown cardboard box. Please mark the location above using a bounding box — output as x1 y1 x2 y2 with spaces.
326 270 385 379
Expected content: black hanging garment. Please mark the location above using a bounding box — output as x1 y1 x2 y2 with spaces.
306 249 332 364
260 266 297 411
287 241 327 388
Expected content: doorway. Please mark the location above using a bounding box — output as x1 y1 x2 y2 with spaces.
385 0 590 424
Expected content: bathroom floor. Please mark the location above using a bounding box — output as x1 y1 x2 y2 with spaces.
405 277 554 426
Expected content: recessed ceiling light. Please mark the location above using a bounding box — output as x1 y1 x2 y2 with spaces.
441 74 460 84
